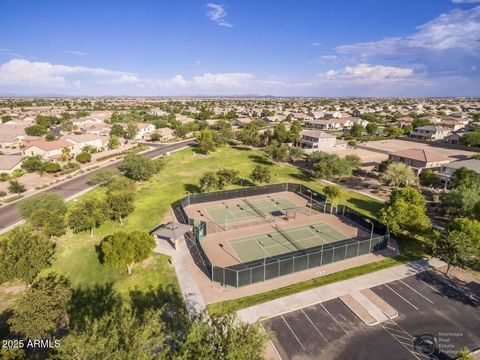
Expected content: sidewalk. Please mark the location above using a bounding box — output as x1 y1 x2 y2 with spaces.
237 258 445 324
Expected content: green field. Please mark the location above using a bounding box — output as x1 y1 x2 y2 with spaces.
0 145 386 310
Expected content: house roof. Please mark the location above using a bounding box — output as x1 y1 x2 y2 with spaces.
0 155 23 171
443 159 480 173
62 134 107 143
301 130 336 139
414 125 449 132
24 139 73 151
390 148 450 163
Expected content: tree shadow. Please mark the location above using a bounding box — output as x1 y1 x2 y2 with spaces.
234 177 254 187
348 198 382 215
184 183 201 194
289 168 315 182
0 309 12 340
68 283 122 331
129 284 187 330
248 154 273 166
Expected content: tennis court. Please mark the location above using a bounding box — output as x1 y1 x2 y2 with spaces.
205 196 301 224
228 223 348 264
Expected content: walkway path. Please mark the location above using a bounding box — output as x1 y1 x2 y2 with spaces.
237 258 445 323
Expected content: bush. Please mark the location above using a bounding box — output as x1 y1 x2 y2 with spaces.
0 191 6 197
0 172 11 182
42 162 61 173
75 152 92 164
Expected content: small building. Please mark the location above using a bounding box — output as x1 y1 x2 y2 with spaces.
136 122 156 140
63 134 108 153
388 148 451 173
409 126 451 141
155 127 175 141
301 130 346 151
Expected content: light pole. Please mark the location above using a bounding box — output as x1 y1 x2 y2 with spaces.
365 219 374 239
223 202 229 231
307 189 313 215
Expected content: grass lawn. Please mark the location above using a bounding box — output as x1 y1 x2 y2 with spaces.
0 145 387 311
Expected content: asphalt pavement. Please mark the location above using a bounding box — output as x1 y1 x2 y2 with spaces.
0 139 195 231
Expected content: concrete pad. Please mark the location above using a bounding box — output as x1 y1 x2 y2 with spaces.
360 288 398 319
339 294 378 325
350 290 389 323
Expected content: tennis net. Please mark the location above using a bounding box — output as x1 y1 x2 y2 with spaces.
243 198 267 219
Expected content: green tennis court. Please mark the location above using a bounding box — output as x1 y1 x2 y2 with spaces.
205 196 301 224
228 223 348 263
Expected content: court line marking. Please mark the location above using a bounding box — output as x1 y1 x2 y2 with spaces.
301 309 328 343
281 315 306 351
320 303 348 335
384 284 419 311
399 280 434 304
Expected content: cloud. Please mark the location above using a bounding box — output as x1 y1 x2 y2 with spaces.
191 72 252 87
65 50 87 57
206 3 233 27
0 59 131 87
311 42 321 47
337 6 480 56
318 64 414 84
452 0 480 3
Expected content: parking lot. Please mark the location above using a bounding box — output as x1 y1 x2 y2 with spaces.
263 271 480 360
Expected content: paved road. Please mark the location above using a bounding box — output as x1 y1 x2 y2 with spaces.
0 139 195 231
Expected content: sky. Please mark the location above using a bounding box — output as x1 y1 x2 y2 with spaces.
0 0 479 97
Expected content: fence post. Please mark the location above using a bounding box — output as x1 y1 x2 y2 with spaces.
306 253 310 269
320 248 323 266
236 269 239 288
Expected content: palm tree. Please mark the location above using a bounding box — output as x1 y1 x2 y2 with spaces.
60 147 72 162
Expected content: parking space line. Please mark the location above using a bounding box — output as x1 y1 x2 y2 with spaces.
380 325 422 360
320 303 348 335
399 280 434 304
418 278 441 293
301 309 328 343
260 323 284 360
281 315 306 351
385 284 419 311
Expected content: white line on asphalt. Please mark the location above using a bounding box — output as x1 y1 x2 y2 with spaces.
418 278 440 293
260 323 284 360
399 280 434 304
281 315 306 351
380 325 422 360
320 303 348 335
385 284 419 311
301 309 328 343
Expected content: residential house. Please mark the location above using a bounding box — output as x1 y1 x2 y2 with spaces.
63 134 108 153
155 127 175 141
409 126 451 141
22 139 74 160
135 122 156 140
0 155 23 174
79 122 112 136
324 111 342 119
301 130 346 151
388 148 451 173
437 159 480 188
150 108 168 117
0 124 29 152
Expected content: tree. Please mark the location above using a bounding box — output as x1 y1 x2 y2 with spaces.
216 168 239 189
42 161 61 173
345 154 361 170
108 135 121 149
237 123 261 147
457 348 475 360
250 165 271 184
380 162 417 187
178 312 268 360
110 124 125 137
120 154 161 181
125 123 138 140
150 131 161 141
199 171 219 192
60 147 72 162
18 193 66 219
349 123 364 138
288 120 302 144
89 168 119 186
0 226 54 284
8 179 25 193
264 141 289 162
289 147 304 161
451 166 478 188
460 132 480 147
272 122 289 143
100 231 155 275
8 275 71 339
197 130 218 154
441 183 480 218
53 308 169 360
419 169 440 187
378 187 431 235
323 185 342 205
68 198 109 235
106 190 135 224
365 122 378 136
311 152 355 180
21 155 43 173
432 231 475 275
25 124 48 136
45 132 56 141
384 125 404 138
